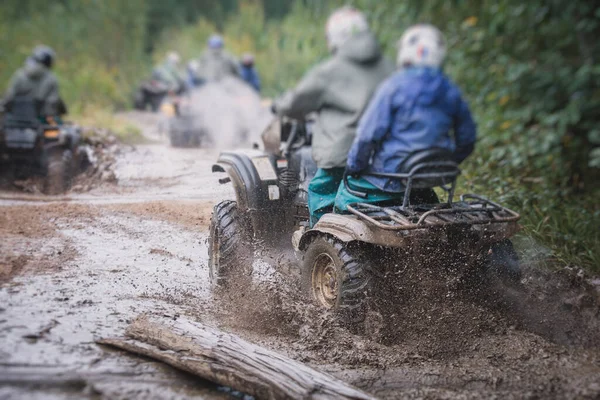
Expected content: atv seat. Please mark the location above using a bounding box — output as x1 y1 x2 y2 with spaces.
2 98 42 150
398 147 458 189
344 147 461 209
3 98 41 129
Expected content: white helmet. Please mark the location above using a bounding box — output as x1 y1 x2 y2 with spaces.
325 7 369 52
166 51 181 66
187 59 200 73
397 24 446 68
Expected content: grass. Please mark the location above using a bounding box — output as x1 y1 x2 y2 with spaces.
458 155 600 273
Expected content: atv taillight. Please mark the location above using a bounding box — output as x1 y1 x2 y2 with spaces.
44 129 60 138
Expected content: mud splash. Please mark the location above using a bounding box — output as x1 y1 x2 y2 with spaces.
213 247 600 399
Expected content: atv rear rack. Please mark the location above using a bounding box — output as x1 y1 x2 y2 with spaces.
346 194 520 231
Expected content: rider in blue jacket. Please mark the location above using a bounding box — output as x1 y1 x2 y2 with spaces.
240 53 261 92
336 24 477 211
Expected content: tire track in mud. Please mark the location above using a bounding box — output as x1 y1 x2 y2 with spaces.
0 123 232 398
0 202 223 399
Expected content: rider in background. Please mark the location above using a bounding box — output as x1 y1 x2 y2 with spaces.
153 52 186 95
2 45 65 118
186 59 204 88
240 53 261 92
197 34 241 82
336 24 477 212
272 7 393 227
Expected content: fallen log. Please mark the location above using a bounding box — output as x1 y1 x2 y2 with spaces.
97 316 375 400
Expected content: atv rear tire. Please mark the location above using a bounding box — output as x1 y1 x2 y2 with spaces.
208 200 253 288
44 150 73 195
302 235 371 327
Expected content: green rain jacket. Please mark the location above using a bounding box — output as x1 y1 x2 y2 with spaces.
274 32 394 169
197 49 240 82
153 61 185 93
3 60 62 116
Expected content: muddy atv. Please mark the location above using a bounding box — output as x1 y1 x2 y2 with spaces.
162 94 211 148
0 99 85 194
133 79 169 112
209 118 521 327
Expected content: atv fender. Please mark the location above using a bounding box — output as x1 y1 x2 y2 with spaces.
298 213 415 250
299 213 520 251
212 149 279 211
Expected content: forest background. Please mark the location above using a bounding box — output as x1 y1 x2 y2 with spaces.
1 0 598 271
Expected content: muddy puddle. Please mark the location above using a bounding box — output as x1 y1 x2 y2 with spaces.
1 110 599 399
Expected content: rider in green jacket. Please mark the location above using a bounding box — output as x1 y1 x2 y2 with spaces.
153 52 186 94
273 7 394 226
3 46 64 117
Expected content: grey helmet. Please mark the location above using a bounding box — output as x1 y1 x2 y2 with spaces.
32 45 56 69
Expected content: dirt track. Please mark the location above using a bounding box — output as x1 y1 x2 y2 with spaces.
1 111 599 399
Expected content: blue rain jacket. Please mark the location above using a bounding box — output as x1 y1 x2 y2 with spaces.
240 65 261 92
346 67 476 192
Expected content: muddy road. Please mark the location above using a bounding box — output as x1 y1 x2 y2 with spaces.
1 111 599 399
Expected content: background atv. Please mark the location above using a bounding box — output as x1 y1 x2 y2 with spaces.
161 94 211 148
133 79 169 112
209 118 521 329
0 99 84 194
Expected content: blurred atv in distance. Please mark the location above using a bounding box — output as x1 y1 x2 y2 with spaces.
161 92 211 148
133 79 170 112
0 98 88 194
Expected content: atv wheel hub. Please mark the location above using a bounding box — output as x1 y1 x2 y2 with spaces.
312 254 338 309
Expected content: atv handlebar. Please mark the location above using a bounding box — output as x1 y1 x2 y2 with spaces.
282 121 299 158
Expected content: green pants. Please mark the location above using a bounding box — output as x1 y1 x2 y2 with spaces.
335 176 439 212
308 167 345 227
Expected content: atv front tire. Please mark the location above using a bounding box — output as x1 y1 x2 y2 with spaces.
208 200 253 288
44 150 73 195
302 235 371 327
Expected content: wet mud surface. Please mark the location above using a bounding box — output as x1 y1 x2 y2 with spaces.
1 111 599 399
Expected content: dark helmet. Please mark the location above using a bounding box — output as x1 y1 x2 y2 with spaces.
32 45 56 69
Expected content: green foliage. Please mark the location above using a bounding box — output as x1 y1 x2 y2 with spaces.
0 0 149 114
154 1 329 96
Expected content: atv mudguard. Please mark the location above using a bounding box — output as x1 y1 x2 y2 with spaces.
212 149 280 211
299 213 520 251
298 213 416 250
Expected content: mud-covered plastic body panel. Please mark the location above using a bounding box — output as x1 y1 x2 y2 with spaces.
212 149 279 211
300 212 520 250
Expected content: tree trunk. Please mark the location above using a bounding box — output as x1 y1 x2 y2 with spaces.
97 316 376 400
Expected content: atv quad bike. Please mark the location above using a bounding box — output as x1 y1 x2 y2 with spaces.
209 118 521 327
162 94 211 148
133 79 170 112
0 98 84 194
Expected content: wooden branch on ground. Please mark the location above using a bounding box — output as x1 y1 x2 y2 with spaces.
97 316 376 400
